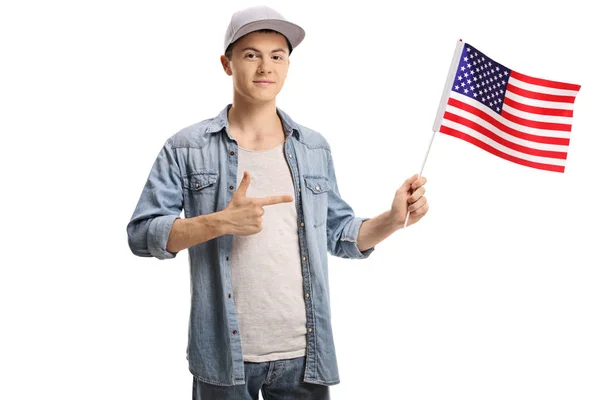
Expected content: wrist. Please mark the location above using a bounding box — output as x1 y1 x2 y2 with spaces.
213 210 231 236
387 209 404 231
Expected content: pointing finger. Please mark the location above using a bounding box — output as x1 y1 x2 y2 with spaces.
256 195 294 207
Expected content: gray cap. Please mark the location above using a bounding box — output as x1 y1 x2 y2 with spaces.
223 5 305 54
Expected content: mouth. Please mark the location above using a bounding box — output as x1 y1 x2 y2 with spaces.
253 80 274 86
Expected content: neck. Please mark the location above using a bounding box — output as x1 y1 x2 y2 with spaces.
228 93 281 138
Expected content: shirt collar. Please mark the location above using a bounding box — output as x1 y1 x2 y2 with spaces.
205 104 301 140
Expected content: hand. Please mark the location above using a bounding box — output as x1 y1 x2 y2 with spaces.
221 171 293 236
390 174 429 228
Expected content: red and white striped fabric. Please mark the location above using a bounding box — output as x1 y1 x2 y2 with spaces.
433 41 581 173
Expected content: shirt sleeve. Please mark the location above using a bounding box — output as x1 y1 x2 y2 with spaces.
126 139 183 260
325 149 375 259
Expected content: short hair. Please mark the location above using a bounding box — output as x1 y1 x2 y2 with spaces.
224 29 293 61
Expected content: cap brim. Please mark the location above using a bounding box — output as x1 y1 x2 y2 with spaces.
229 19 305 53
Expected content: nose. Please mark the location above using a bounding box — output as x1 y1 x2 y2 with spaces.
257 59 273 74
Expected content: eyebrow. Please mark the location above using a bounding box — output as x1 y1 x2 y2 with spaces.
240 47 287 54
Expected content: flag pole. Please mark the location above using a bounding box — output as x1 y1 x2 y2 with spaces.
403 129 436 229
403 39 465 229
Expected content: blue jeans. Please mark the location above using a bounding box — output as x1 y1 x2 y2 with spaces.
192 355 330 399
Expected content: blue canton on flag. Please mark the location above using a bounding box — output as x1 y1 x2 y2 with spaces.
451 44 512 115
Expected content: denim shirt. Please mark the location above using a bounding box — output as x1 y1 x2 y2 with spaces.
126 104 375 386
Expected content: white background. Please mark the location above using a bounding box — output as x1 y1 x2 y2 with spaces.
1 0 599 399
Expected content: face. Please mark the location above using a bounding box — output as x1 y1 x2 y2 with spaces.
220 31 290 105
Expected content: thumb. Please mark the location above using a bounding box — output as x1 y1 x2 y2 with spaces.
236 171 251 197
402 174 419 191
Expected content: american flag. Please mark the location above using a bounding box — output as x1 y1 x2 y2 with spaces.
433 41 581 173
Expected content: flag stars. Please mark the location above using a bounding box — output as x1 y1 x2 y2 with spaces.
452 45 512 116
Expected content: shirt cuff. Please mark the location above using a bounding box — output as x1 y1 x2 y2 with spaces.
340 217 375 259
148 215 179 260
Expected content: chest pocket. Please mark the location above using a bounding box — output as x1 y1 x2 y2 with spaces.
183 171 219 192
182 170 219 217
303 175 331 228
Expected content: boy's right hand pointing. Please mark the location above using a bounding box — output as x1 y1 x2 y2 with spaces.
221 171 294 236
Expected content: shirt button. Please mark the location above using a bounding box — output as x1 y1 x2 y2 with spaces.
232 330 237 334
300 221 304 227
288 153 293 158
229 185 234 190
305 293 310 298
226 256 229 261
307 328 312 333
302 256 306 261
228 293 232 298
229 151 235 156
298 188 301 192
315 185 320 191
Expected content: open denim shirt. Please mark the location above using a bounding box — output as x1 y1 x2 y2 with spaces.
126 104 375 386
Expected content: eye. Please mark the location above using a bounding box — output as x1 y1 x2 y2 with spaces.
273 55 283 61
245 53 257 59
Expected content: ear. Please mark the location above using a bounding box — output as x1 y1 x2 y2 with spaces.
220 55 232 76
